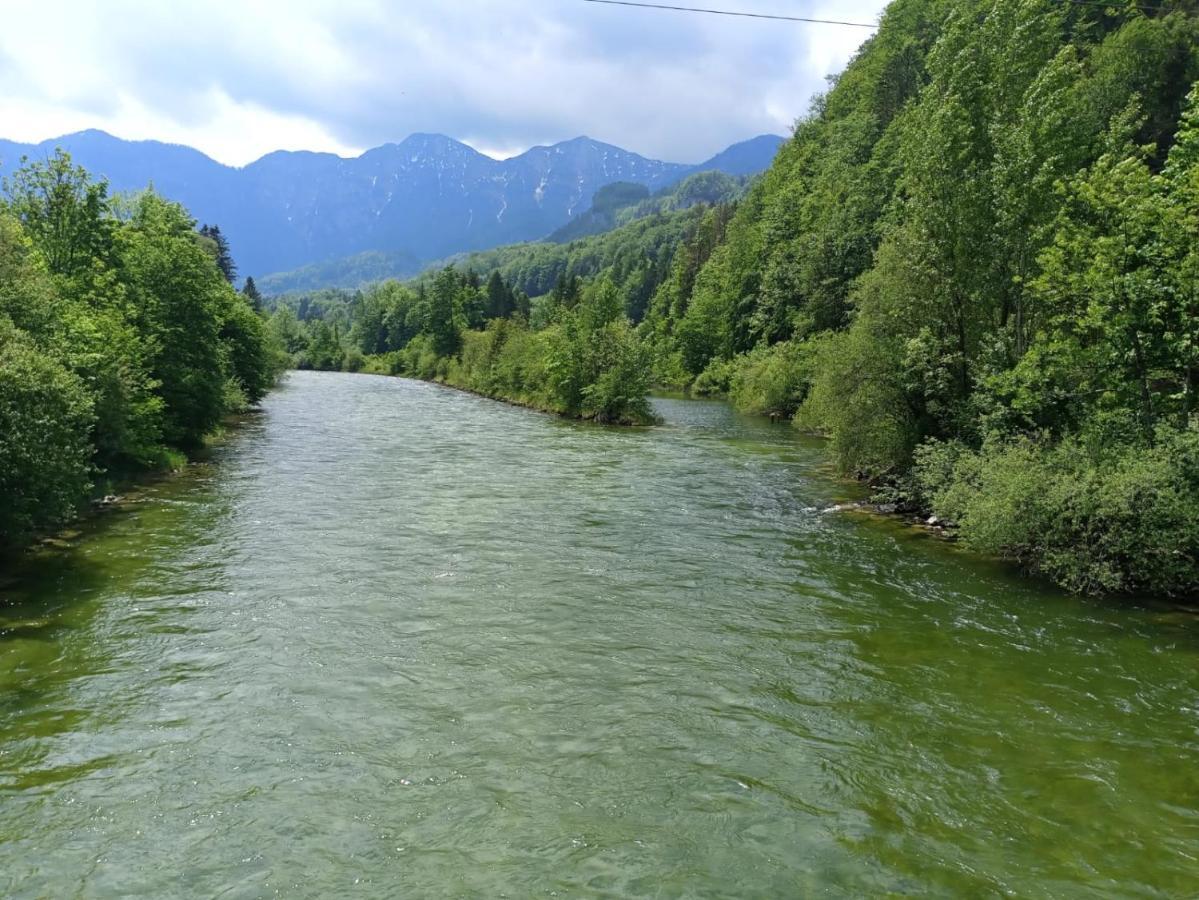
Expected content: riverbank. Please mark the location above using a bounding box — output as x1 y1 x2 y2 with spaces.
308 348 660 425
0 158 284 554
421 375 662 425
1 408 265 566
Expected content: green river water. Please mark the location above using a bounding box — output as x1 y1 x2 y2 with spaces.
2 370 1198 897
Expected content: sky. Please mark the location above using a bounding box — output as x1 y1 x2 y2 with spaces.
0 0 888 167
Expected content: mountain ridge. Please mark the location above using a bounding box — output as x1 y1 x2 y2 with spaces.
0 130 784 278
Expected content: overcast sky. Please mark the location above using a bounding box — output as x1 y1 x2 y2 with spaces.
0 0 887 166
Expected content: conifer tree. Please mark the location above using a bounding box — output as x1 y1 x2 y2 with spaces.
242 276 263 313
199 223 237 283
485 271 514 320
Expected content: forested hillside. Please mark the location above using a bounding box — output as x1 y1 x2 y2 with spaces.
661 0 1199 595
270 0 1199 596
0 152 283 551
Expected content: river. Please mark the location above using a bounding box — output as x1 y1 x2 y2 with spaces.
2 370 1197 897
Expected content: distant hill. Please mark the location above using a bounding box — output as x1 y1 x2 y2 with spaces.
547 170 751 244
547 182 652 244
257 250 426 296
0 130 784 283
689 134 786 176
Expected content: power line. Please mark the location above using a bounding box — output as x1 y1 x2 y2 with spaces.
578 0 878 27
578 0 1187 26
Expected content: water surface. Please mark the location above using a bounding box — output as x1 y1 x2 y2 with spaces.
2 371 1197 897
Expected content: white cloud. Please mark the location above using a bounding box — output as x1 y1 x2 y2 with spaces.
0 90 362 166
0 0 887 165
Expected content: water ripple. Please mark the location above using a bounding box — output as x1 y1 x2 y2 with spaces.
1 372 1197 898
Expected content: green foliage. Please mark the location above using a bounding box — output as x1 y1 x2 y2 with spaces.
383 274 656 424
276 242 660 421
547 171 747 243
220 294 277 404
3 149 116 278
394 333 444 382
578 320 654 424
630 171 745 221
299 319 347 372
256 247 423 296
917 431 1199 597
120 193 230 445
428 267 464 357
726 340 817 417
198 224 237 283
0 151 281 549
641 203 737 380
799 308 919 479
994 121 1199 440
562 278 655 422
645 0 1199 595
440 203 709 321
242 276 263 312
267 305 308 356
0 320 95 546
691 357 736 397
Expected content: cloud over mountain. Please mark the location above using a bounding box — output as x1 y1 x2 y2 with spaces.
0 0 884 165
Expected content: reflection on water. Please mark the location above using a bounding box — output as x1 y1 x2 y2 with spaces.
1 371 1197 897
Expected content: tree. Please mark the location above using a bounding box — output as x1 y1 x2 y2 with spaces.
125 196 230 445
1 162 164 469
268 305 308 356
1010 95 1199 440
303 319 344 371
242 276 263 312
428 267 462 357
199 223 237 283
2 149 115 278
221 293 276 404
0 157 280 550
0 320 95 545
551 273 581 309
485 271 515 320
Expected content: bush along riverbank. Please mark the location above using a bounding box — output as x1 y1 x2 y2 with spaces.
0 152 286 554
270 268 658 425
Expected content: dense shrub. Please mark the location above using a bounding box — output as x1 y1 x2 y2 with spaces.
798 314 920 479
0 322 95 545
726 340 818 417
688 358 733 397
579 321 654 424
394 278 656 425
916 430 1199 597
221 296 280 403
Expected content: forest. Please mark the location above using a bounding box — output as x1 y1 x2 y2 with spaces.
0 152 284 551
272 0 1199 597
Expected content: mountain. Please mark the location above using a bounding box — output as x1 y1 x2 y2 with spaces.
259 169 758 295
0 130 784 282
691 134 785 176
257 250 427 296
